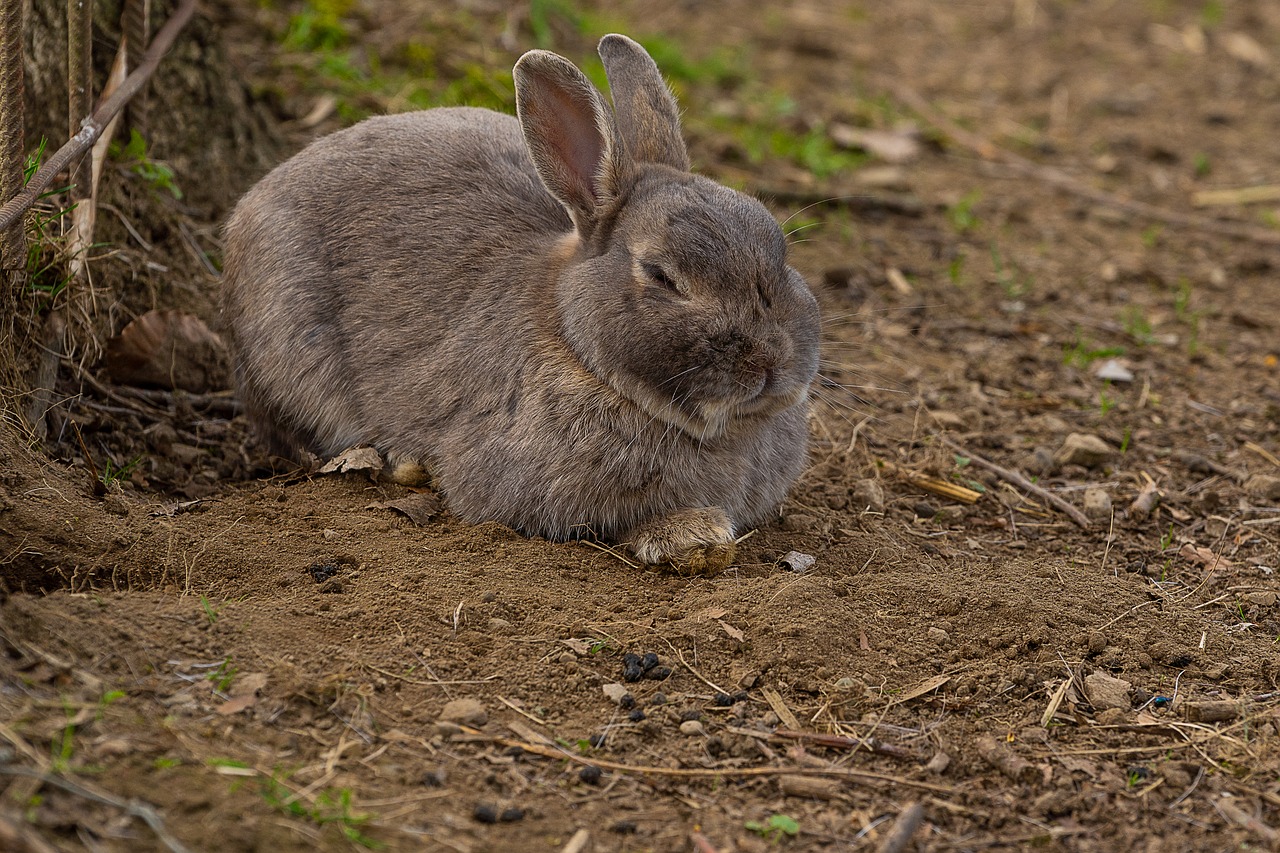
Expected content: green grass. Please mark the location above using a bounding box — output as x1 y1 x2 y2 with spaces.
260 774 382 848
947 190 982 233
109 130 183 199
1062 331 1125 368
99 455 142 488
745 813 800 841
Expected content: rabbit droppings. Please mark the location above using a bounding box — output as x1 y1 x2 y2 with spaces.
222 35 821 573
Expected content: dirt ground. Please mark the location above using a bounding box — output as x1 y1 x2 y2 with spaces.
3 1 1280 851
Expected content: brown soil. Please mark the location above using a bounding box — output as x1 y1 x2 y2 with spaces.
3 1 1279 851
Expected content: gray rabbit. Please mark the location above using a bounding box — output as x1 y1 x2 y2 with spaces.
222 34 820 572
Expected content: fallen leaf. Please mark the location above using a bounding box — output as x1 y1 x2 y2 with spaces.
560 638 592 656
321 446 384 477
828 123 922 163
369 491 441 525
106 309 230 392
694 607 728 620
216 693 258 715
716 619 745 642
1179 543 1233 571
887 674 951 707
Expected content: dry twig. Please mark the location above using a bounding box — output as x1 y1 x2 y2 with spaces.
940 437 1090 529
884 80 1280 246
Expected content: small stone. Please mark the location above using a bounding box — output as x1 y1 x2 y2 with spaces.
1244 474 1280 502
1093 359 1134 383
602 683 629 704
322 528 339 540
1054 433 1114 469
1024 447 1056 475
487 617 512 634
738 671 762 690
1087 631 1107 654
679 720 705 736
473 804 498 824
1083 489 1112 520
925 752 951 775
1244 591 1277 607
439 698 488 727
1095 707 1130 725
927 627 951 645
778 551 816 572
579 766 602 785
1084 672 1131 711
913 502 938 519
850 479 885 515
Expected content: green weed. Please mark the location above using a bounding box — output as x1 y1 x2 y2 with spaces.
947 190 982 233
1192 152 1211 177
110 130 183 199
282 0 354 52
745 813 800 841
260 774 382 848
99 455 142 488
990 244 1031 298
947 253 965 285
1122 306 1155 346
1098 383 1115 416
209 656 237 693
1140 224 1162 248
1062 331 1125 368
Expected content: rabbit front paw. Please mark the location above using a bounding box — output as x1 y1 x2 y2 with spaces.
628 508 737 575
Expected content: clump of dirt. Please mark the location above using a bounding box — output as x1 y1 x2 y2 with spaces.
2 1 1279 851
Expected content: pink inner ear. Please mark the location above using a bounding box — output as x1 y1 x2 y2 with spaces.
539 85 606 208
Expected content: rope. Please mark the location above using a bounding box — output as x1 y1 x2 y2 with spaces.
124 0 150 136
0 0 25 274
0 0 198 233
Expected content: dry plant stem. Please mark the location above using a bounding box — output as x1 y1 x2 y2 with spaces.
876 802 926 853
0 766 192 853
773 728 920 761
24 310 65 437
480 730 961 796
123 0 150 134
0 0 24 275
690 831 721 853
974 735 1038 785
939 436 1091 529
0 0 199 233
66 0 94 269
885 80 1280 246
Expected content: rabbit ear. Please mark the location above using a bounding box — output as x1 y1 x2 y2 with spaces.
514 50 628 231
597 34 690 171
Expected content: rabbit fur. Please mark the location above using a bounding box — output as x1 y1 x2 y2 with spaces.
222 34 821 571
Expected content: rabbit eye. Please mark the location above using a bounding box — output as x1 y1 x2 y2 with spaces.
642 262 682 294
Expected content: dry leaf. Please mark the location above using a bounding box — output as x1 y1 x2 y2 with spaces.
216 693 258 715
716 619 745 642
369 491 441 525
106 310 231 392
828 123 922 163
560 638 592 656
320 446 385 477
1179 543 1233 571
887 674 951 706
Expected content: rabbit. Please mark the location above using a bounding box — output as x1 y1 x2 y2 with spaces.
221 34 821 573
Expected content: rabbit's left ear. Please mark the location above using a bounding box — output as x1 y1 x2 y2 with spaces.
515 49 631 232
598 34 690 171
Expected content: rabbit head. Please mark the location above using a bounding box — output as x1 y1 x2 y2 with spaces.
515 35 821 441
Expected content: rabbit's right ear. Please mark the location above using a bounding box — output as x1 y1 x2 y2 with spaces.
514 50 629 232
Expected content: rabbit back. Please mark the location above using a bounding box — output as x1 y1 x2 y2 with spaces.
223 108 567 458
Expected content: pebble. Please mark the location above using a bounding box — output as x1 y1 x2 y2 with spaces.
1082 488 1113 520
439 698 488 727
925 752 951 775
913 502 938 519
1093 359 1134 383
850 479 886 515
778 551 816 572
1054 433 1114 469
1084 672 1131 710
1244 474 1280 502
579 766 602 785
487 617 512 634
679 720 705 736
927 627 951 645
473 804 498 824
